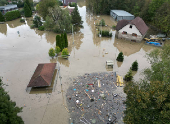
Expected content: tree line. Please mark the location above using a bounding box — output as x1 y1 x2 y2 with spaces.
86 0 170 35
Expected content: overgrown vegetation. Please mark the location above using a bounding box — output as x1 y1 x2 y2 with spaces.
38 26 44 31
116 52 124 62
123 45 170 123
33 15 42 28
86 0 170 35
0 77 24 124
0 12 5 22
99 19 105 26
4 10 21 21
124 69 133 82
98 30 112 37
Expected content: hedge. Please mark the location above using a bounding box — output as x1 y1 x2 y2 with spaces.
4 10 21 21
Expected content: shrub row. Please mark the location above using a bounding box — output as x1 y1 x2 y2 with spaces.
4 10 21 21
99 30 112 37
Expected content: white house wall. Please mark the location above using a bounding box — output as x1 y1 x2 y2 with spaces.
119 24 142 36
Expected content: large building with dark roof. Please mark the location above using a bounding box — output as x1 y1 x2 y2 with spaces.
115 17 149 42
27 63 56 87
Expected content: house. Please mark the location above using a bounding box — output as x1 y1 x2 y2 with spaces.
0 4 18 15
116 17 149 42
63 0 77 6
27 63 56 87
110 10 135 21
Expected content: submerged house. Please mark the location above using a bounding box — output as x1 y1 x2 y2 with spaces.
27 63 56 88
116 17 149 42
110 10 135 21
0 4 18 15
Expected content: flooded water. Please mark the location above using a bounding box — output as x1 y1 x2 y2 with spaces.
0 0 162 124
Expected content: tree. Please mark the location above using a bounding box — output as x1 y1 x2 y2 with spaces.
99 19 105 26
64 32 68 47
0 0 7 6
0 77 24 124
56 35 61 48
123 45 170 123
38 0 57 19
62 48 69 58
71 5 83 31
61 33 65 50
33 15 42 28
24 3 31 17
25 0 32 15
0 12 5 22
131 60 138 71
48 48 55 58
124 69 133 82
55 46 61 54
116 52 124 62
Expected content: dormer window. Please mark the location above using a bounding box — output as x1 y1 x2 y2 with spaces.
129 25 132 28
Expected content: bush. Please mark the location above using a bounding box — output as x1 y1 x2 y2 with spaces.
112 25 116 29
20 18 25 22
99 30 112 37
99 19 105 26
48 48 55 58
55 46 61 54
69 2 77 7
30 24 35 29
116 52 124 62
19 8 24 16
38 26 44 31
0 12 5 22
62 48 69 58
124 69 133 81
4 10 21 21
131 60 138 71
33 15 42 28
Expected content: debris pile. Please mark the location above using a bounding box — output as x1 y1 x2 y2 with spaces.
66 72 126 124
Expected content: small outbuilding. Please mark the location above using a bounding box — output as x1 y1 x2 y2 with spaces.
110 10 135 21
116 17 149 42
0 4 18 15
27 63 56 88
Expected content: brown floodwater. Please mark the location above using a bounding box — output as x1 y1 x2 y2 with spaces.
0 0 162 124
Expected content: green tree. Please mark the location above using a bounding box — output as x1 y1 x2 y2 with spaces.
71 5 83 31
124 69 133 82
55 46 61 54
33 15 42 28
48 48 55 58
0 12 5 22
0 77 24 124
62 48 69 58
25 0 32 15
0 0 7 6
24 3 31 17
99 19 105 26
123 45 170 123
64 32 68 47
38 0 57 19
131 60 138 71
116 52 124 62
61 33 65 50
56 35 61 48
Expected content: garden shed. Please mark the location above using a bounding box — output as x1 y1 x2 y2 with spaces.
110 10 135 21
0 4 18 15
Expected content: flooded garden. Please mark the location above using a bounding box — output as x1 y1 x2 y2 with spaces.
0 0 168 123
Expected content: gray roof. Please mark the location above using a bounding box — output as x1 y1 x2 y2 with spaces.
0 4 17 10
111 10 134 17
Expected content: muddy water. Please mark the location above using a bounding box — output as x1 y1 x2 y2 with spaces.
0 1 159 124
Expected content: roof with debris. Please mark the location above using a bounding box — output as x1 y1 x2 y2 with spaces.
27 63 56 87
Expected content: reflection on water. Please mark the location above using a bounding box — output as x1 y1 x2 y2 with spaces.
77 0 86 7
0 24 7 35
29 69 57 94
6 18 24 28
50 57 70 67
114 39 144 56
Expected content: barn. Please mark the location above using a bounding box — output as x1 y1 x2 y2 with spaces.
110 10 135 21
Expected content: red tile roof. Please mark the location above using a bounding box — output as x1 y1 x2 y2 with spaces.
27 63 56 87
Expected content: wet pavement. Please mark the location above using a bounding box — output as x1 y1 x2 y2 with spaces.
0 0 164 124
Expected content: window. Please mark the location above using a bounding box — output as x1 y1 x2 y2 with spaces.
122 31 127 35
129 25 132 28
132 33 137 37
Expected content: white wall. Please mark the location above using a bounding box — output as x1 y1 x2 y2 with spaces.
119 24 142 36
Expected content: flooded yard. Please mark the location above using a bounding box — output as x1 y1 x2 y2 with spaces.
0 0 163 124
